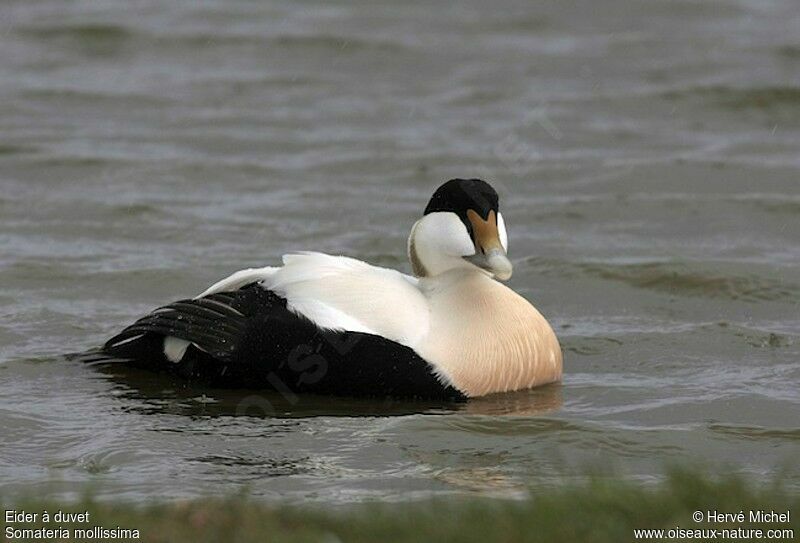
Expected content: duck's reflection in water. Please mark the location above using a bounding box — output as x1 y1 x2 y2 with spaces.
459 385 562 416
393 386 564 496
88 358 562 419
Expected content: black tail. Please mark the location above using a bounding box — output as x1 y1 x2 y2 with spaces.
103 284 282 363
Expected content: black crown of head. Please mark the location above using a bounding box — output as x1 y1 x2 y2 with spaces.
424 178 499 221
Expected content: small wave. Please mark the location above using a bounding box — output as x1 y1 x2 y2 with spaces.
662 85 800 116
484 15 550 33
560 321 796 363
699 322 796 351
23 87 172 106
190 454 332 478
527 258 800 303
751 200 800 215
708 424 800 442
0 144 37 155
160 32 410 54
108 203 164 218
437 416 586 437
17 24 132 58
727 326 793 349
273 34 407 52
776 45 800 60
584 262 798 302
18 23 132 42
562 336 623 356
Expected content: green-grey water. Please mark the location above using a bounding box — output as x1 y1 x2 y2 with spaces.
1 0 798 504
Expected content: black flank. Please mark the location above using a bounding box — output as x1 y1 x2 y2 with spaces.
101 283 466 401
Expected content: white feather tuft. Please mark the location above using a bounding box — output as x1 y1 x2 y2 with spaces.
163 336 190 363
497 212 508 252
196 266 278 299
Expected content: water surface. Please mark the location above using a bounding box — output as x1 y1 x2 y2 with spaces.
1 0 799 503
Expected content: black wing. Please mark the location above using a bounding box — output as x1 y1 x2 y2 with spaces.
99 283 466 400
104 286 280 362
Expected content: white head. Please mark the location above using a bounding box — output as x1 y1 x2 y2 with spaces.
408 178 512 281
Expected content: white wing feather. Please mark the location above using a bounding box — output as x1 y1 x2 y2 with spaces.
190 252 430 350
196 266 279 299
265 252 429 348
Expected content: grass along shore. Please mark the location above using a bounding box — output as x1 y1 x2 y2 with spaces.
3 469 798 543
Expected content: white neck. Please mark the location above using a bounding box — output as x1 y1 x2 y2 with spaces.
407 213 476 277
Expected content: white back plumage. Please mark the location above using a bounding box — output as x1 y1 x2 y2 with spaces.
198 252 430 349
270 253 430 347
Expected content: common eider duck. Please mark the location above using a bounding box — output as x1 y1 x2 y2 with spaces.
102 179 562 400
